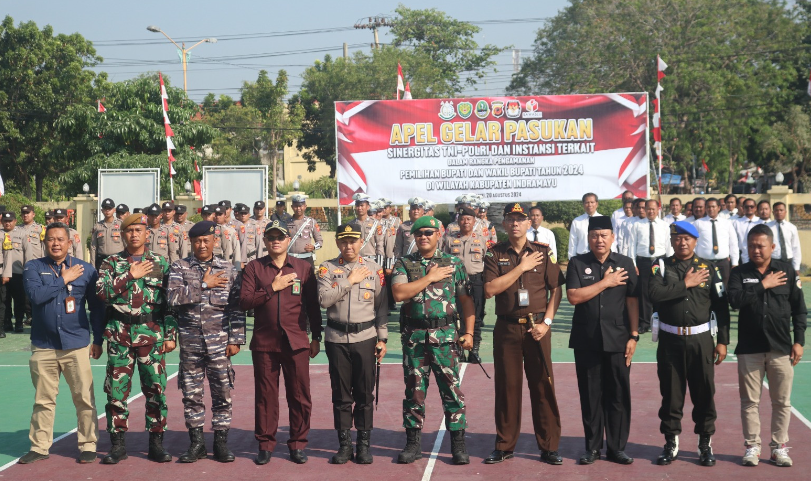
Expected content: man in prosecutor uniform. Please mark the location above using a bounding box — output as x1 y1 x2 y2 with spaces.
648 221 730 467
566 216 639 465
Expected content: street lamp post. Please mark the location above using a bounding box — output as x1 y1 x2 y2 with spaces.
146 26 216 92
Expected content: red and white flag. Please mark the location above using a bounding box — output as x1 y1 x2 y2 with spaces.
0 171 4 197
159 72 176 178
403 82 412 100
396 63 405 100
193 179 202 198
97 100 106 113
702 159 710 172
658 55 668 81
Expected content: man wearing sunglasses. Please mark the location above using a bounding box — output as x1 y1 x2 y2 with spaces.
391 215 475 466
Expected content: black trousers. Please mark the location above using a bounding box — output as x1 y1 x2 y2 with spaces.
325 337 377 431
636 257 655 330
574 349 631 453
386 274 395 310
714 258 731 286
0 282 7 333
469 273 485 343
5 273 25 329
657 331 717 436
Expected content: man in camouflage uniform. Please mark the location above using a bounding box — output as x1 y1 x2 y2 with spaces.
144 203 181 264
91 198 124 269
350 194 384 266
2 211 26 333
213 205 241 268
393 197 425 261
286 194 322 268
53 209 83 260
270 200 292 224
167 220 245 463
391 215 475 465
96 213 178 464
175 204 195 259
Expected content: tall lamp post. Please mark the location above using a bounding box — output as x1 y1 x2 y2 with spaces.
146 26 216 92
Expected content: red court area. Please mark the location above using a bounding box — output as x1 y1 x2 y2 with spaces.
4 363 811 481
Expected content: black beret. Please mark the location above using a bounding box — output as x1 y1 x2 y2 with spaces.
188 221 216 238
587 216 613 231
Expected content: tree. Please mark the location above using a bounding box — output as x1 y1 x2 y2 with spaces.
761 105 811 191
508 0 809 192
0 16 101 200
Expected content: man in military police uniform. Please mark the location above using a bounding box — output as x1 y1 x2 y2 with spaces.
91 198 124 270
175 204 195 259
270 199 292 224
167 220 245 463
393 198 425 261
442 206 487 363
287 194 323 267
116 204 130 221
96 213 178 464
213 206 240 268
2 211 26 333
145 203 181 263
391 215 475 466
648 221 730 467
350 194 384 266
53 209 83 260
483 203 566 466
317 224 388 464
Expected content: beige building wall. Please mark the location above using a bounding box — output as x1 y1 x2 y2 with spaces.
282 144 331 185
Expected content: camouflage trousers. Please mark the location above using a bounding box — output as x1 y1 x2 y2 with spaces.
178 348 235 430
401 325 466 431
104 341 167 433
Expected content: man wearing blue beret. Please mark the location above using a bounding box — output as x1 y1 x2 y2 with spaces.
648 221 730 467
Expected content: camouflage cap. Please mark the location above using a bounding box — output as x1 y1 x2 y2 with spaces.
410 215 442 234
122 213 148 229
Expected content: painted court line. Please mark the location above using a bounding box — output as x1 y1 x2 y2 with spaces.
420 363 468 481
0 371 179 473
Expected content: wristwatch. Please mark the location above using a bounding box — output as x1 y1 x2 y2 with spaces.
379 338 388 344
630 334 640 342
201 282 208 290
313 335 322 342
543 318 553 326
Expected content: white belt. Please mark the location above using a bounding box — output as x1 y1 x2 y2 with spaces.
289 252 313 258
659 321 710 336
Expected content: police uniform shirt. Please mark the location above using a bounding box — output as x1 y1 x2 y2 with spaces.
483 240 565 317
767 219 802 271
67 227 82 259
242 217 262 262
146 224 181 263
286 216 323 255
568 213 603 259
90 218 124 260
442 232 486 275
728 259 806 356
317 256 388 344
694 216 739 264
21 222 45 264
527 226 557 264
734 216 764 263
214 224 240 267
664 213 686 225
178 220 195 259
567 251 639 352
349 217 383 258
2 227 25 276
627 217 673 263
393 221 416 258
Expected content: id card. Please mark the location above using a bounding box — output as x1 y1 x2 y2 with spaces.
65 296 76 314
518 288 530 307
291 278 301 296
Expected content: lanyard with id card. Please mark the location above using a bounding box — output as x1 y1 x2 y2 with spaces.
49 261 77 314
291 278 302 295
517 273 529 307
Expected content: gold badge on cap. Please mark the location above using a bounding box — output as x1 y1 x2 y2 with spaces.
344 225 352 232
513 203 523 213
430 219 436 226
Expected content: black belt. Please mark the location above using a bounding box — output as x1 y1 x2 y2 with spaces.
327 319 376 334
498 313 543 324
107 307 154 325
469 272 483 279
404 317 451 330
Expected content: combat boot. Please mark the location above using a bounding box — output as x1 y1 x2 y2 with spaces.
332 429 353 464
147 431 172 463
179 427 207 463
397 428 422 464
468 341 482 364
450 430 470 465
213 429 235 462
698 435 716 467
101 432 128 464
657 434 679 465
356 430 373 464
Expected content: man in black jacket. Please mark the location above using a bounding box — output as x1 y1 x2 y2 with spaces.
727 224 806 468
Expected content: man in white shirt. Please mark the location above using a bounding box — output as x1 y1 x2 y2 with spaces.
685 197 706 224
734 198 763 264
719 194 738 220
628 199 674 333
568 193 602 259
664 197 686 224
617 199 645 256
768 202 801 271
610 190 635 232
528 205 558 263
694 198 739 285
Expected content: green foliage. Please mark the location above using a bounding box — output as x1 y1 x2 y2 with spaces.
0 192 47 225
761 105 811 192
276 175 338 199
597 199 622 216
551 227 569 262
538 201 583 230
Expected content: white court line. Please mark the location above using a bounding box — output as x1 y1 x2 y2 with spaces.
420 363 468 481
0 371 179 473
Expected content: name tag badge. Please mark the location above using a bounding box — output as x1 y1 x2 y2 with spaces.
65 296 76 314
518 288 530 307
292 278 301 296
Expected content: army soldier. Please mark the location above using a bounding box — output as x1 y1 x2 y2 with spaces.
96 213 178 464
391 215 474 466
116 204 130 221
350 194 384 265
91 199 124 269
483 203 565 465
567 216 639 465
213 206 240 267
270 200 292 224
318 224 388 464
648 221 730 467
52 209 83 260
287 194 323 267
167 221 245 463
442 206 487 363
3 211 26 333
393 198 425 260
175 204 195 259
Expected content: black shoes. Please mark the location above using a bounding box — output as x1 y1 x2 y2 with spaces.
18 451 49 464
289 449 308 464
698 435 715 467
606 450 634 464
332 429 353 464
213 429 235 463
255 449 272 465
579 450 600 464
450 430 469 465
77 450 96 463
484 449 514 464
179 427 207 463
397 428 422 464
102 432 128 464
541 450 563 465
356 430 373 464
147 432 172 463
657 435 679 465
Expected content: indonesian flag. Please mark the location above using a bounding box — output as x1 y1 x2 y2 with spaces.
159 72 169 112
168 151 176 177
658 55 668 81
165 123 174 137
702 159 710 172
166 137 176 151
193 179 202 198
397 63 405 100
403 82 412 100
97 100 106 113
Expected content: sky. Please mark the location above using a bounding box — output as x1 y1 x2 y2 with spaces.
3 0 571 102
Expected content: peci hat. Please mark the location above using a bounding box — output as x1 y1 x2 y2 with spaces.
587 216 613 231
336 224 362 240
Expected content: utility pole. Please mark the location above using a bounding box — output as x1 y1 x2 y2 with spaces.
343 42 348 59
354 16 394 49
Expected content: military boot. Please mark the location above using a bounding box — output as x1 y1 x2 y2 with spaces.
101 432 128 464
657 434 679 465
179 427 207 463
468 341 482 364
698 435 716 467
213 429 235 462
397 428 422 464
356 430 373 464
147 432 172 463
450 430 470 465
332 430 353 464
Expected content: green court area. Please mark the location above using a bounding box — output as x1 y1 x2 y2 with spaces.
1 287 810 467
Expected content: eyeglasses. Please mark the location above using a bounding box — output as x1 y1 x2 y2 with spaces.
413 229 436 237
503 217 528 225
265 235 286 242
744 204 756 209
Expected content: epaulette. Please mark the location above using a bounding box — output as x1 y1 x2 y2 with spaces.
531 241 550 247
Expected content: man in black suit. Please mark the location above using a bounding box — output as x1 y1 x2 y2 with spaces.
566 216 639 465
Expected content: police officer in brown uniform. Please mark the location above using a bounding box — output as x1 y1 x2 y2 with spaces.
252 201 270 260
91 199 124 269
145 204 181 263
317 224 388 464
116 204 130 221
286 194 322 268
393 198 425 260
350 194 384 265
53 209 83 260
483 203 566 465
175 205 195 259
234 203 255 265
160 201 186 261
213 206 240 268
3 211 26 333
219 201 246 259
20 205 45 322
